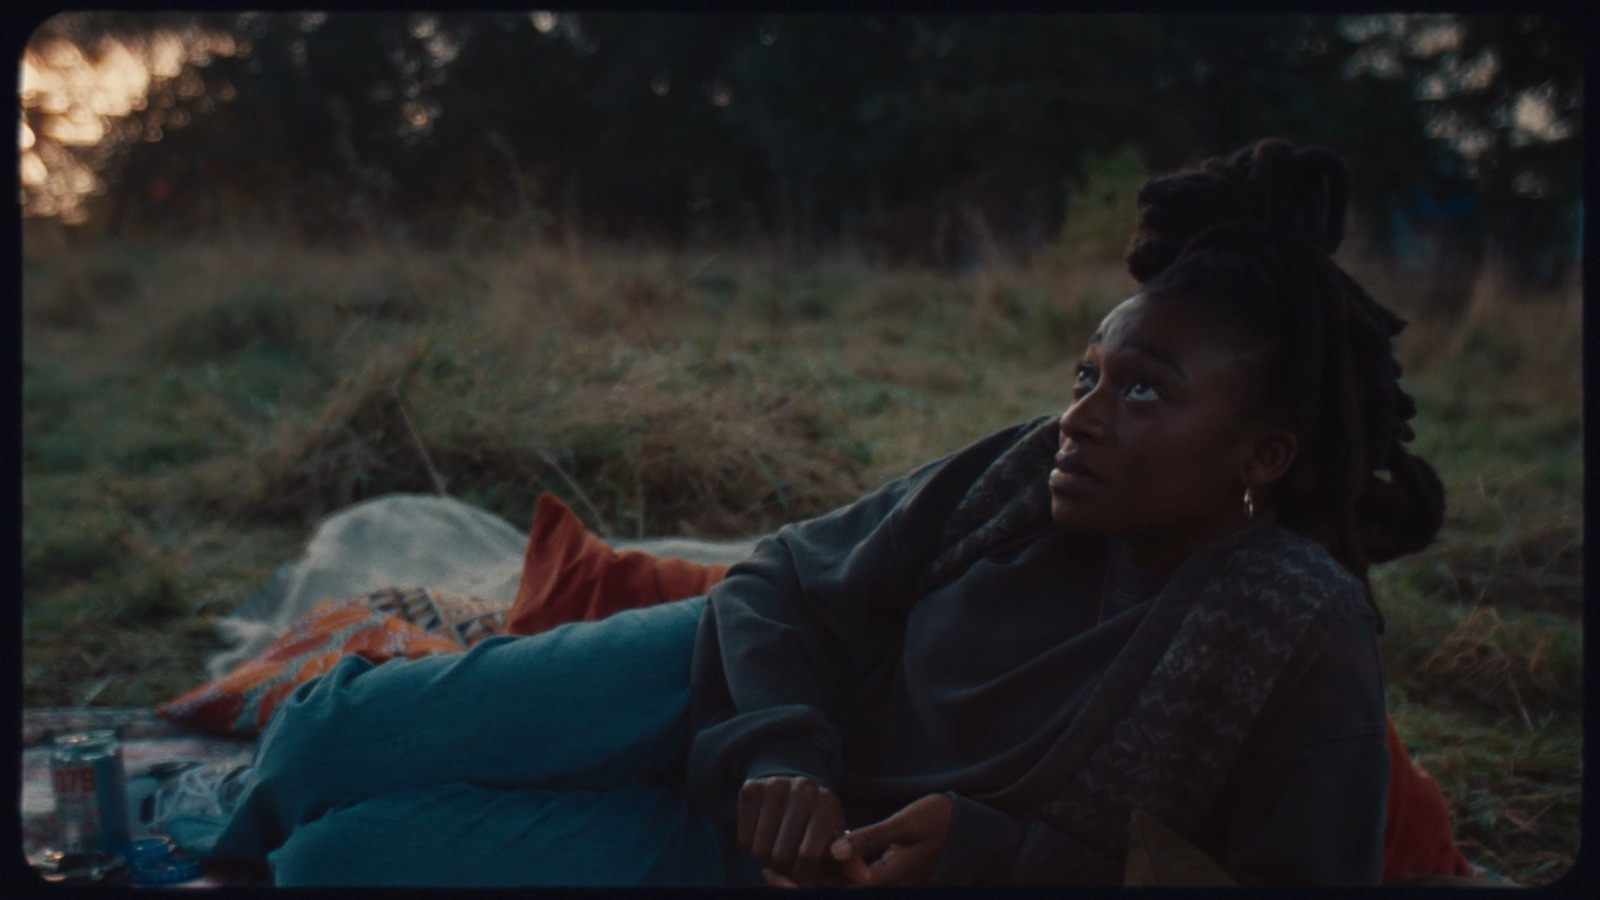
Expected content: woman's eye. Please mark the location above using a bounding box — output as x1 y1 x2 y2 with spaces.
1125 380 1160 402
1072 366 1097 397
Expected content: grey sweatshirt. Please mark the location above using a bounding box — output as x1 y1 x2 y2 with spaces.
686 427 1389 885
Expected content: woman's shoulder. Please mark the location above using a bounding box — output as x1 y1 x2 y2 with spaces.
1223 525 1372 624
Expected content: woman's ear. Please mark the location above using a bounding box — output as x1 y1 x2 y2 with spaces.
1244 429 1298 493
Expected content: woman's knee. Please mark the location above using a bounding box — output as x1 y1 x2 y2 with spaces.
252 654 378 786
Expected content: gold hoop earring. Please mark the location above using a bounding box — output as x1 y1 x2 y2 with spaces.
1243 487 1255 520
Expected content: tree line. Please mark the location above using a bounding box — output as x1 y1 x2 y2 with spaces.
24 12 1582 285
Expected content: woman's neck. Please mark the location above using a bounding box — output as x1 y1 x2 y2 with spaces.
1110 514 1260 577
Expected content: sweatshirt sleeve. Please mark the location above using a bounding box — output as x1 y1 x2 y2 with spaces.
929 616 1390 886
931 793 1124 885
1208 614 1390 885
686 421 1039 825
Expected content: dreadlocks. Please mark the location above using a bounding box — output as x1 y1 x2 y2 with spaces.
1124 138 1446 629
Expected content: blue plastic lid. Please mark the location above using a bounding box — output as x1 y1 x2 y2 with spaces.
127 837 174 864
133 853 204 886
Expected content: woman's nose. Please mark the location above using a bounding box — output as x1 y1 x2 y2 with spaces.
1059 396 1108 445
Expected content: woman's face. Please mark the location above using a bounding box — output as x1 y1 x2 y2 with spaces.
1049 292 1286 574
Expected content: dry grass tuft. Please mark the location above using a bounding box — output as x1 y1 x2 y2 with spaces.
1413 607 1562 726
526 373 866 537
235 341 433 521
863 269 952 318
1389 258 1582 385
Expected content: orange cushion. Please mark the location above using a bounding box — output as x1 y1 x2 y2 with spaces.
156 588 508 737
506 494 731 636
1381 715 1474 883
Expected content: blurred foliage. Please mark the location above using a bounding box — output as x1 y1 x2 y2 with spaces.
20 12 1582 286
1059 146 1146 261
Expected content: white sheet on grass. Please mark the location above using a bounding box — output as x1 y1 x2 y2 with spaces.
207 493 763 678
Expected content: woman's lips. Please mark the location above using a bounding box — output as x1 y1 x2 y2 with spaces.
1050 454 1105 492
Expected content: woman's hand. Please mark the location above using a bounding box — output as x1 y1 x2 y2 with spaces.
738 776 851 887
826 793 954 887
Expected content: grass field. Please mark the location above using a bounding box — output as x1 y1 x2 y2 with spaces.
20 231 1582 884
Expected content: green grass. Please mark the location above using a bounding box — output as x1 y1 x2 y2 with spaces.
1387 699 1582 884
20 234 1582 884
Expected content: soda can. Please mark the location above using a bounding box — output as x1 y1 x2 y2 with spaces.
49 729 131 855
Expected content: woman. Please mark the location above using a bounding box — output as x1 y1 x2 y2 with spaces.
166 139 1444 886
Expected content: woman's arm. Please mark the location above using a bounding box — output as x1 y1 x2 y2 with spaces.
802 791 1123 886
1207 614 1391 885
688 459 945 791
933 793 1125 885
754 791 1124 888
686 421 1038 813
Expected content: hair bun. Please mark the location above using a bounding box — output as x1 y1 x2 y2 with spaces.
1125 138 1350 283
